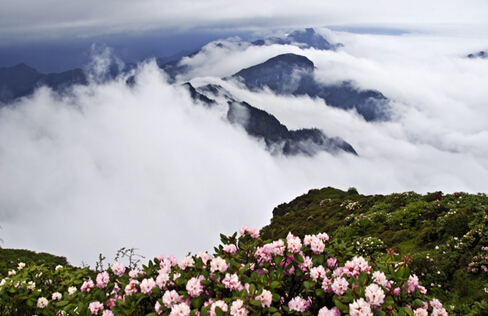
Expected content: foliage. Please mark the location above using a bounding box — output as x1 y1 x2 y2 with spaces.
0 228 447 316
261 188 488 313
0 248 69 276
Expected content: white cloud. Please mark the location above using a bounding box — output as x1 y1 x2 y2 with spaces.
1 0 488 44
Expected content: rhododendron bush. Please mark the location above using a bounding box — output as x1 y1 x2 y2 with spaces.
0 227 447 316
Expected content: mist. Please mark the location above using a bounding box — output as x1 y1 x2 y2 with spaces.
0 27 487 267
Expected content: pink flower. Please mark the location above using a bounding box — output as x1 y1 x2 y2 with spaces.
140 278 156 295
96 271 110 289
286 232 302 253
111 262 126 277
310 237 325 254
88 301 104 315
322 277 332 292
102 311 114 316
327 257 337 269
365 283 385 307
287 297 310 312
372 271 389 288
230 299 249 316
317 232 330 241
124 279 139 296
210 300 229 316
255 289 273 307
178 256 195 270
197 252 214 264
223 244 237 255
210 257 228 273
37 297 48 309
156 271 170 289
331 277 349 296
271 240 285 256
129 269 142 278
222 273 243 290
413 308 428 316
170 303 191 316
186 277 204 297
417 285 427 294
430 299 443 309
239 226 260 238
300 255 313 272
349 298 372 316
155 301 163 315
310 265 327 281
81 280 95 292
318 306 340 316
432 307 448 316
163 290 183 308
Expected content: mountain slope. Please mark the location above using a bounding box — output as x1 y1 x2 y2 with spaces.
230 53 390 121
260 186 488 307
183 82 357 156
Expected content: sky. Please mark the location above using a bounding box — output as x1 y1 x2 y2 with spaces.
0 0 488 267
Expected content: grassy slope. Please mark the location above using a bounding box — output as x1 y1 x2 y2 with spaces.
260 187 488 307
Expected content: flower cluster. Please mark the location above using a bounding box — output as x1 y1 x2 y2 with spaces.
0 228 445 316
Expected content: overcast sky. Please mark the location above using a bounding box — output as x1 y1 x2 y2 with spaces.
1 0 488 72
0 1 487 267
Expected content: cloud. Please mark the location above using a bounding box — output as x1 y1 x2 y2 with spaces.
0 26 487 268
1 0 488 45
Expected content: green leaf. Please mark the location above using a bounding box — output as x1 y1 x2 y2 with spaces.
274 256 283 265
303 280 315 289
294 253 304 263
373 309 387 316
358 271 368 285
272 313 281 316
192 296 203 309
315 288 325 297
252 299 263 307
215 306 224 316
56 300 69 307
270 281 280 289
201 306 208 316
249 284 256 295
272 293 281 302
334 297 348 313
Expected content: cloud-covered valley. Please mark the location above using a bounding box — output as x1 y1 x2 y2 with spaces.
0 27 487 267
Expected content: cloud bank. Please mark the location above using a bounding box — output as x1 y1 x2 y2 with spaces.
0 27 487 267
1 0 488 44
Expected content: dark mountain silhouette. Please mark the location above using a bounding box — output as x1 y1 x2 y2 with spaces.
158 28 341 82
467 51 487 59
183 82 357 156
0 63 87 104
230 53 389 121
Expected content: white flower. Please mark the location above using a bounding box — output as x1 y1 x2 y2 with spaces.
365 283 385 307
349 298 372 316
68 286 77 295
52 292 62 301
17 262 25 270
55 265 63 270
37 297 48 309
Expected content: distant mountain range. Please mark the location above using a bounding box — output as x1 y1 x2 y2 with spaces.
467 51 487 59
0 27 398 157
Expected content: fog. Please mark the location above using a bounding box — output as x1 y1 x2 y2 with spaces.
0 27 487 267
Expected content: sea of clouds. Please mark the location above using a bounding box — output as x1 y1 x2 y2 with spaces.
0 28 487 267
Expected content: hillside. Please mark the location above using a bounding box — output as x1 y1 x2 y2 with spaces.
261 187 488 310
2 187 488 313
